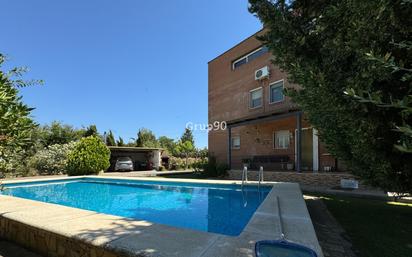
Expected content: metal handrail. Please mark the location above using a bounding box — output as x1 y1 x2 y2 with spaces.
258 166 264 188
241 166 248 187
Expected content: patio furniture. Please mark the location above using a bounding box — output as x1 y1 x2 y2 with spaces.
250 155 290 170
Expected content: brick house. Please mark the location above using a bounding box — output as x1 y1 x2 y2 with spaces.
208 30 338 172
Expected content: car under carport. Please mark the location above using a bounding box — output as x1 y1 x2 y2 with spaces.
108 146 162 172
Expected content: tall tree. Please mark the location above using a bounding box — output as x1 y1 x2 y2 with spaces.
106 130 116 146
175 140 195 169
249 0 412 193
116 137 125 146
83 125 99 137
181 128 195 146
135 128 159 148
0 54 40 173
158 136 176 155
38 121 84 147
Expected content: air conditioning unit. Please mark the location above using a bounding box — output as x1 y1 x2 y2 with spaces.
255 66 269 80
340 179 359 189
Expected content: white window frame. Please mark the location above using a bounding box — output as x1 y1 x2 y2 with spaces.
274 130 290 149
232 46 265 70
269 79 285 104
249 87 263 109
232 56 247 70
231 136 240 150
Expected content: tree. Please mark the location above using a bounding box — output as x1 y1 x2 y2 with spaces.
249 0 412 193
106 130 115 146
38 121 84 147
125 139 136 147
66 136 110 175
116 137 125 146
195 147 208 159
158 136 176 155
83 125 99 137
135 128 159 148
0 54 39 173
175 140 194 169
181 128 195 146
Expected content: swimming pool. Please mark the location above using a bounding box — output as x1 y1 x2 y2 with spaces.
1 178 271 236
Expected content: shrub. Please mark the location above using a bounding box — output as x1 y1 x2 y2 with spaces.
1 149 33 177
169 156 184 170
203 156 228 177
29 142 77 175
216 163 229 177
192 158 208 173
66 136 110 176
169 156 201 170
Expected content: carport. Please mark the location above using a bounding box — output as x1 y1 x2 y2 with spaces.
108 147 162 171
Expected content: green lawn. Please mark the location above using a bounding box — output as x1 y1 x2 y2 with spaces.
319 194 412 257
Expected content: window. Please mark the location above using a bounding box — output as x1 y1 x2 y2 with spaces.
231 136 240 149
248 46 268 63
250 88 263 109
270 80 284 103
232 46 269 69
233 57 247 69
274 130 290 149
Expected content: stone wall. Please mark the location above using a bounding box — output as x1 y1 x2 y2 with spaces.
0 218 118 257
227 170 364 189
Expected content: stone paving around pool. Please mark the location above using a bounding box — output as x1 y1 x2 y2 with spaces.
0 176 323 257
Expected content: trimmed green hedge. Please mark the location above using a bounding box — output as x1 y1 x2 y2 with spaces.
66 136 110 176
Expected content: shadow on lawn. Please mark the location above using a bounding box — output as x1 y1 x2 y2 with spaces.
306 194 412 257
305 196 358 257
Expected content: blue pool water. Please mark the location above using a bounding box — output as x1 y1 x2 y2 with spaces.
1 178 271 236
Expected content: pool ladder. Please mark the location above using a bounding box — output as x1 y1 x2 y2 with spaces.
241 166 264 188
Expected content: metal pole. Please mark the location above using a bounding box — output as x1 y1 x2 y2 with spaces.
296 112 302 173
259 166 264 182
228 126 232 170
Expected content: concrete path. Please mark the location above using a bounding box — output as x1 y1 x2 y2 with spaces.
305 196 357 257
0 240 42 257
101 170 194 177
0 174 67 181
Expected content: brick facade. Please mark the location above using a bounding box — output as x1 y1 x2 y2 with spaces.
208 31 338 172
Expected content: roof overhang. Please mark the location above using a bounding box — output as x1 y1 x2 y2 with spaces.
227 110 302 128
108 147 163 152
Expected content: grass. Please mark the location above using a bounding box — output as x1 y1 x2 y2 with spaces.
318 194 412 257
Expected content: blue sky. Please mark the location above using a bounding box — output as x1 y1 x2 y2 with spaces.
2 0 262 148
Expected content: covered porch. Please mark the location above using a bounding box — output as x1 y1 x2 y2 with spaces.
227 111 335 173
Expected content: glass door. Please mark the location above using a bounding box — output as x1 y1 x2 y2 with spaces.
295 128 313 171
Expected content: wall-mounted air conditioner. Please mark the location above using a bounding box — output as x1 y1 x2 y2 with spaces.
255 66 269 80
